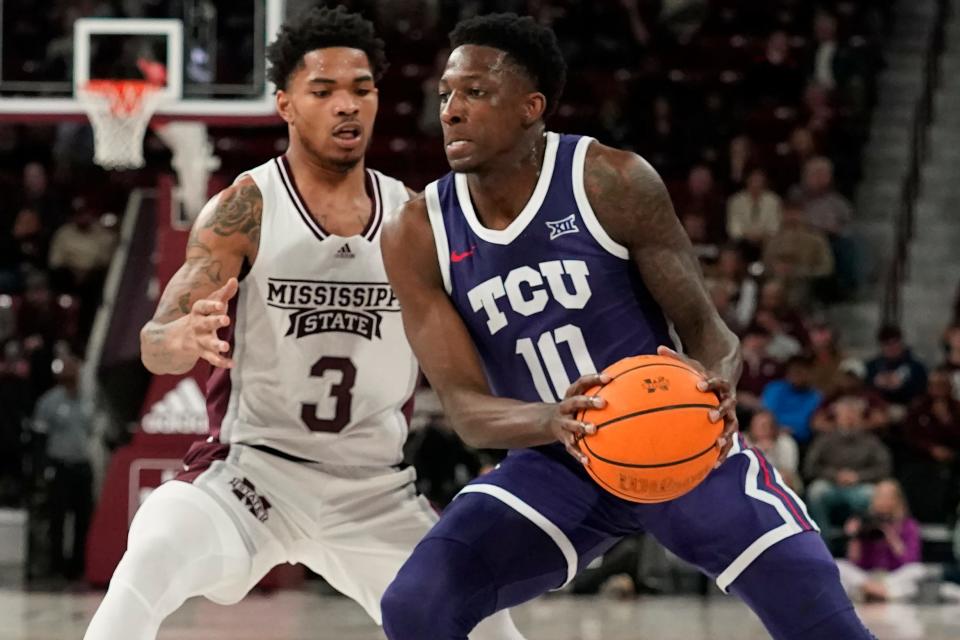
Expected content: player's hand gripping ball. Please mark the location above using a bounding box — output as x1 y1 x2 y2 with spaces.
576 354 722 503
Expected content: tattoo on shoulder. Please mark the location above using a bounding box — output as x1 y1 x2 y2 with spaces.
583 152 625 218
583 144 680 248
204 182 262 245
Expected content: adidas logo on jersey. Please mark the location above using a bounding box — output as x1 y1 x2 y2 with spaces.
336 243 354 258
141 378 209 435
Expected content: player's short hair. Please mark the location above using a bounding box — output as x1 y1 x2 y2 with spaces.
266 5 387 91
449 13 567 118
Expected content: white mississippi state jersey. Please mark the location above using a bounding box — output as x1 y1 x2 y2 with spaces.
206 156 417 466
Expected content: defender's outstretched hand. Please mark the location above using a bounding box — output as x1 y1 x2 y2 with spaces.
187 278 239 369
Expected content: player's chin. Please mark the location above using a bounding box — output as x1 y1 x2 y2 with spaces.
445 154 480 173
323 143 365 170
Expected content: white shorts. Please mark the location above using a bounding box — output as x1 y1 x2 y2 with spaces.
176 440 438 621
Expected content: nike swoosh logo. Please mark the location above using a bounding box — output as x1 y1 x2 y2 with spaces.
451 248 476 263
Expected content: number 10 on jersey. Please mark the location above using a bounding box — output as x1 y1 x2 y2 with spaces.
515 324 597 402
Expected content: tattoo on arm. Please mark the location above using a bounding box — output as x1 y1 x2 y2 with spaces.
151 180 261 325
202 182 262 246
584 144 741 382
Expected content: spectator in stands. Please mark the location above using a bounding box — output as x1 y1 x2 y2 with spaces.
724 135 755 189
0 339 31 505
636 95 686 179
763 201 834 305
808 320 844 393
713 245 758 332
746 410 802 492
866 325 928 410
897 367 960 523
726 167 782 262
836 480 927 602
680 211 718 264
747 30 804 106
807 11 850 92
12 207 49 273
737 324 783 419
801 81 837 137
903 367 960 469
32 353 93 579
762 354 822 445
755 278 808 346
940 323 960 399
804 395 893 530
789 156 851 236
48 197 115 292
753 309 803 363
675 164 725 243
48 197 115 342
17 271 59 350
705 278 738 333
773 126 819 193
788 156 856 295
813 358 891 434
20 162 63 228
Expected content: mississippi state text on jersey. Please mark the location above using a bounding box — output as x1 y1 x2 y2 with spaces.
208 157 417 466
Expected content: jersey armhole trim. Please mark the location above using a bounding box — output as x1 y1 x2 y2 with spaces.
425 182 453 295
572 137 630 260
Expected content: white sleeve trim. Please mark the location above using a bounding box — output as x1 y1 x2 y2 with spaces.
425 181 453 295
571 136 630 260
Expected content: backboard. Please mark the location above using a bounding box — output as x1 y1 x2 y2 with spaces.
0 0 284 124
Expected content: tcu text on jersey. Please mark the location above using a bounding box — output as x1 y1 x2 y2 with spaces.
467 260 591 335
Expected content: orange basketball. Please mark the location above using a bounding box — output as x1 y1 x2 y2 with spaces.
577 354 722 503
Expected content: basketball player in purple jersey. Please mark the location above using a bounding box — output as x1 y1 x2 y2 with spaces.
380 14 875 640
83 7 521 640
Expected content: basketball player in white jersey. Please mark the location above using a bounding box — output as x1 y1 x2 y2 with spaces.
84 7 522 639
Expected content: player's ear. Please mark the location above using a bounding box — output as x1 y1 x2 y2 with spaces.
276 89 295 124
522 92 547 126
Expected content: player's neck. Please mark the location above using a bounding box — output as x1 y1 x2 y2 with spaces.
285 143 367 195
467 128 546 229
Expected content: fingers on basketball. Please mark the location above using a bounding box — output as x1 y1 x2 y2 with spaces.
656 345 706 375
577 355 723 503
564 372 611 399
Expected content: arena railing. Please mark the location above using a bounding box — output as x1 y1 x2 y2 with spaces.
882 0 949 323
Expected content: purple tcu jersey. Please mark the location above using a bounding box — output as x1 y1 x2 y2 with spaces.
425 132 676 403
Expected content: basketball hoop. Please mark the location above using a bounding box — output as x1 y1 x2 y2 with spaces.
78 79 164 170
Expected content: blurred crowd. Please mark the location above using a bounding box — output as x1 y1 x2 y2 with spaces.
1 0 959 594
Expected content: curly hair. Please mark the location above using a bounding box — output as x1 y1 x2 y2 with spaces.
266 5 387 91
449 13 567 117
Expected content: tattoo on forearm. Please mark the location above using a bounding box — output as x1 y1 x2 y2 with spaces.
151 181 261 325
177 292 192 315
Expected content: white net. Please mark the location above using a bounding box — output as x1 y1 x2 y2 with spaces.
78 80 163 170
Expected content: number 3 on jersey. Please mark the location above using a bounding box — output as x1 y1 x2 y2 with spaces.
515 324 597 402
301 357 356 433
